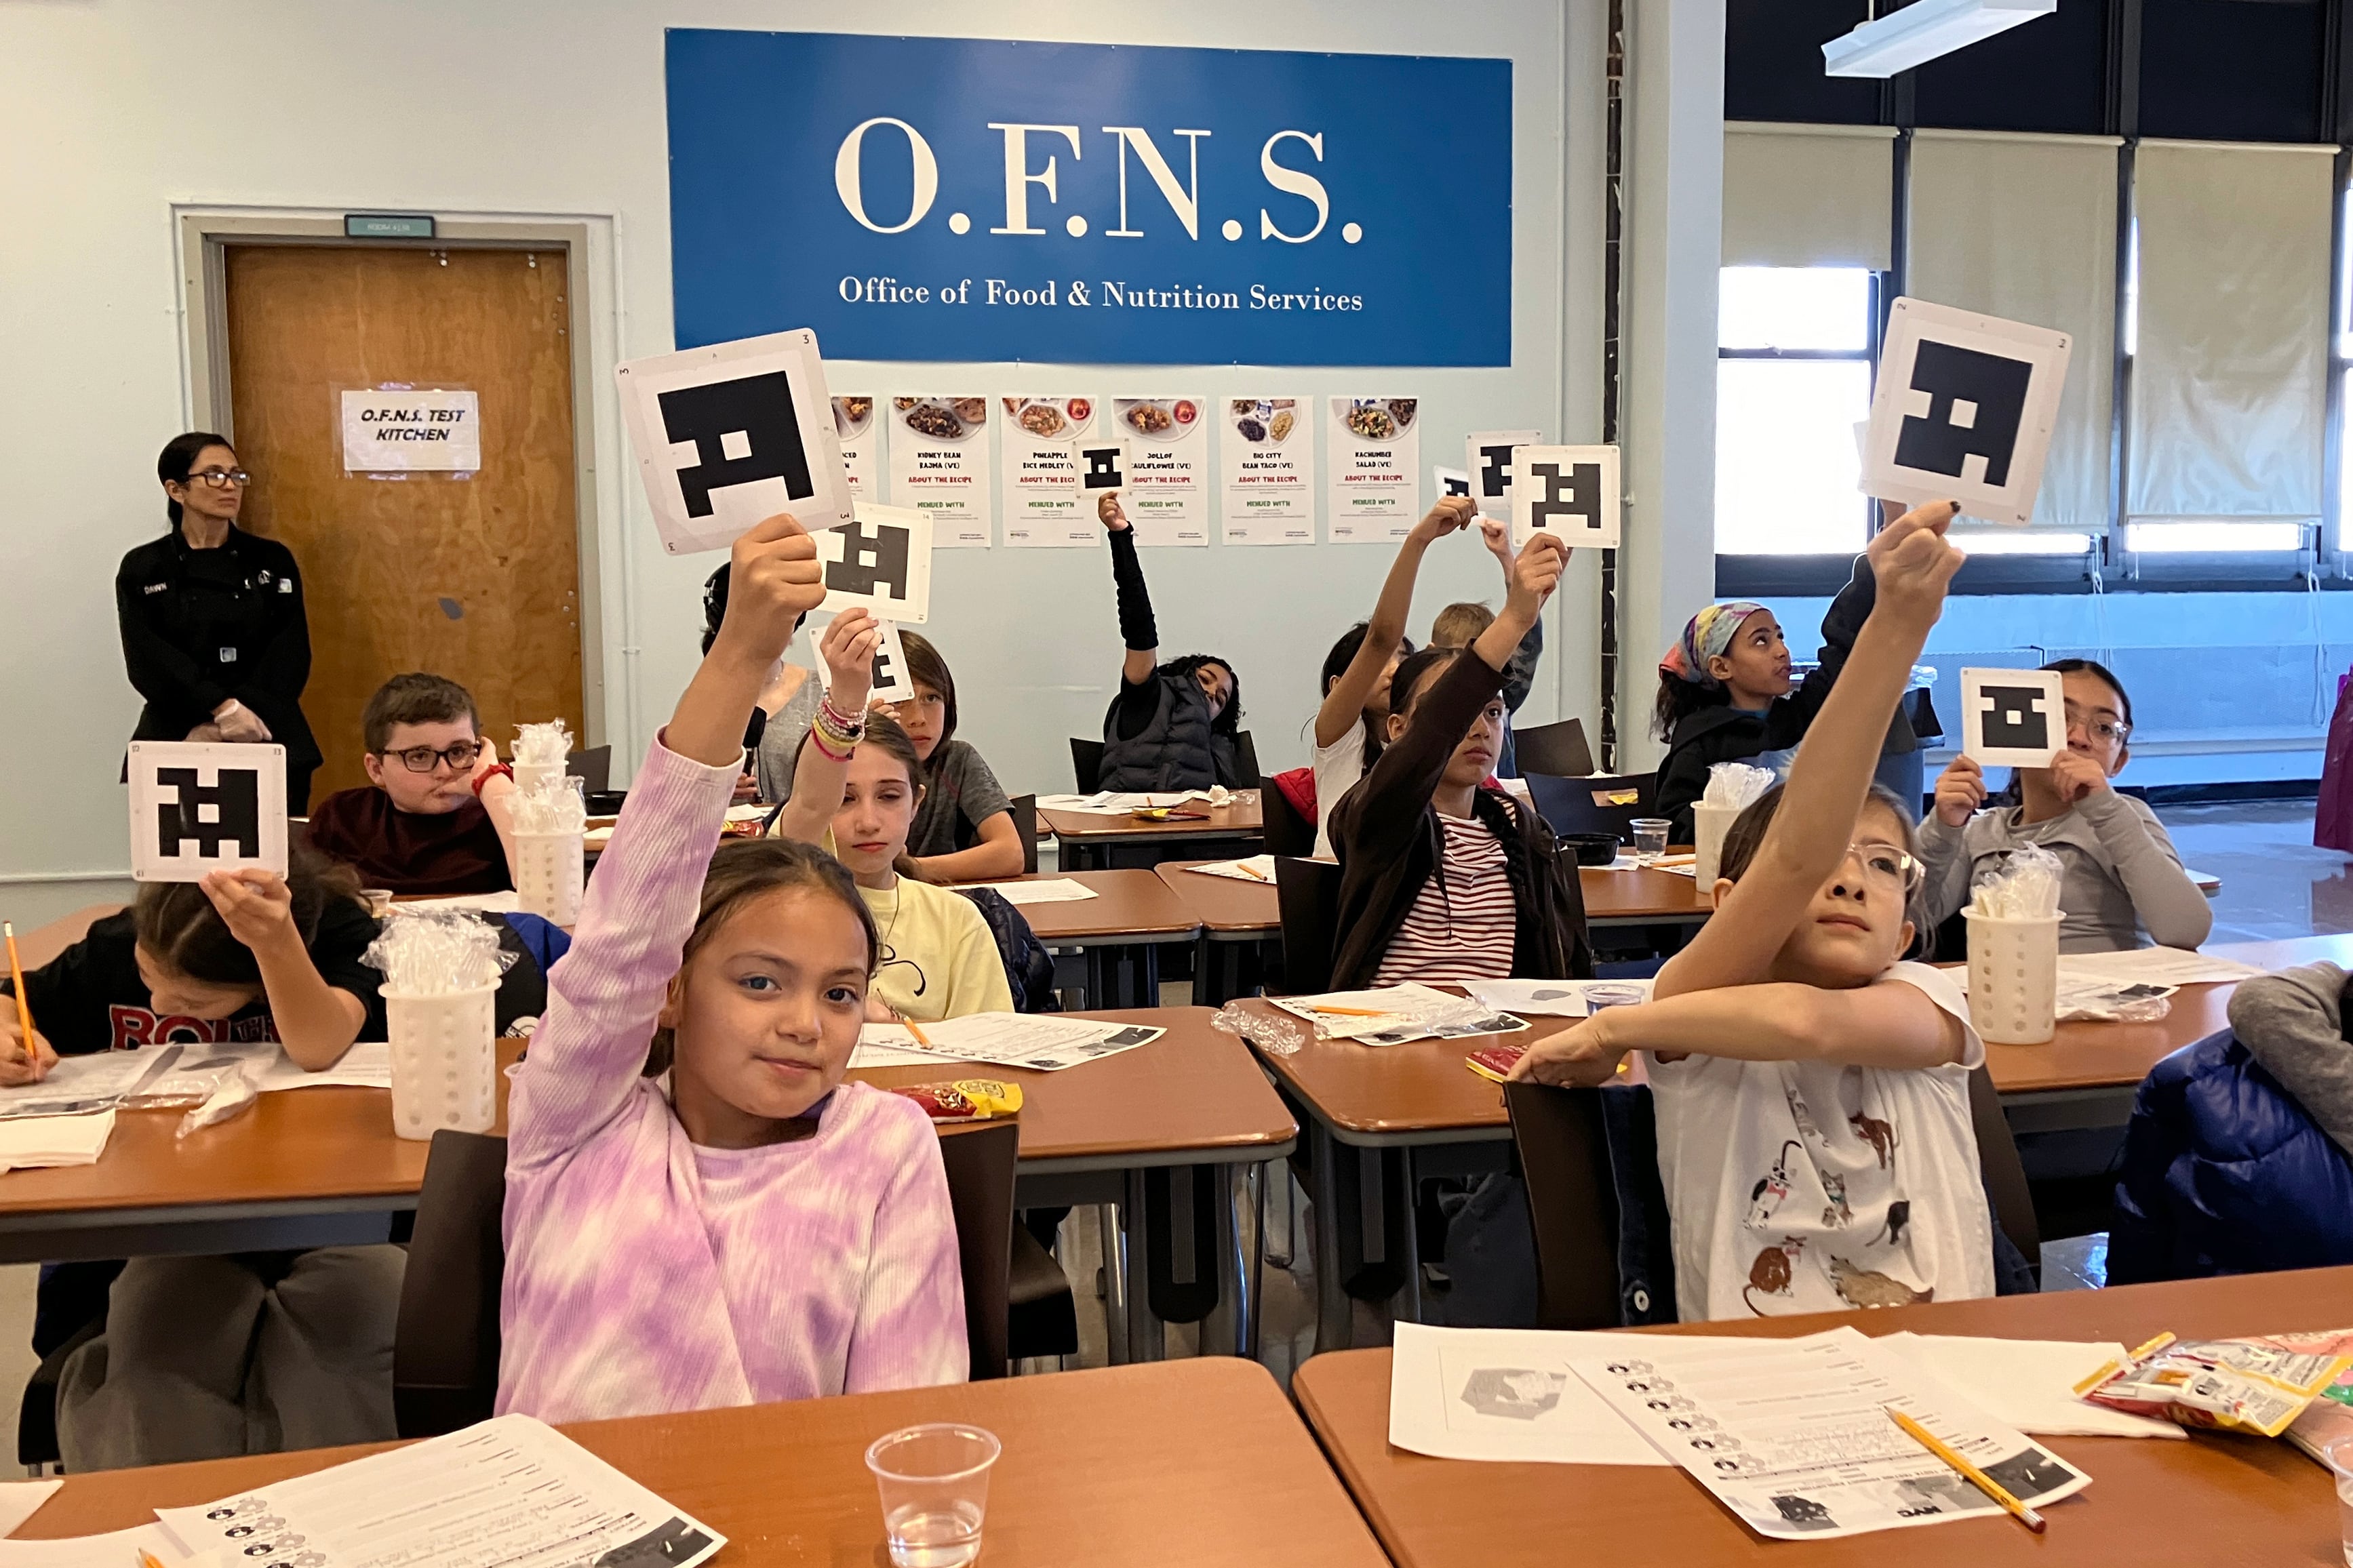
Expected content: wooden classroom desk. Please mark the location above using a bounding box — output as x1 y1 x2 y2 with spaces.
1293 1265 2353 1568
16 1359 1393 1568
1151 858 1715 944
1043 792 1264 869
953 869 1201 1008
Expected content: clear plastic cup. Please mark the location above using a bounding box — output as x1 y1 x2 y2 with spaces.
2325 1434 2353 1567
1583 983 1648 1013
1629 818 1671 865
866 1424 1001 1568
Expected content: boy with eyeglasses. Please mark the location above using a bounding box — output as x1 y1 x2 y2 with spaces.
1918 658 2210 954
304 673 519 895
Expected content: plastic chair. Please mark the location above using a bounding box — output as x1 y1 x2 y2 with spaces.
1523 771 1655 845
1513 719 1594 779
1503 1081 1676 1329
1232 731 1262 788
1070 738 1105 793
1009 793 1040 875
1259 779 1316 858
1969 1064 2040 1273
936 1121 1020 1380
564 745 612 796
1273 856 1342 995
393 1130 509 1437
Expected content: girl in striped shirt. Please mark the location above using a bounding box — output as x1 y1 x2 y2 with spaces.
498 515 965 1424
1326 532 1592 988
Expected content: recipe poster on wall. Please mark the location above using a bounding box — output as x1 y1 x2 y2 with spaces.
1328 397 1421 542
1221 397 1315 546
888 396 992 548
1113 396 1209 548
1002 397 1099 548
833 396 879 498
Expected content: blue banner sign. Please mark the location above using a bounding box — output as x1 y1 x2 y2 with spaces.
665 30 1514 366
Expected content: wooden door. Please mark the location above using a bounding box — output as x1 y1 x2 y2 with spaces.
224 244 583 799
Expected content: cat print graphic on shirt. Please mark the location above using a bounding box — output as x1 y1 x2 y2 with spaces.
1745 1140 1804 1228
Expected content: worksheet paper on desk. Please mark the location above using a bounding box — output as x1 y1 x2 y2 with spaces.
2059 948 2266 987
1270 984 1530 1045
155 1412 725 1568
1391 1322 1712 1464
1875 1333 2182 1439
947 878 1099 906
1460 978 1657 1018
393 889 522 914
0 1478 60 1537
1568 1327 2091 1542
0 1045 391 1123
0 1522 190 1565
858 1015 1164 1072
1035 790 1221 815
1185 856 1276 883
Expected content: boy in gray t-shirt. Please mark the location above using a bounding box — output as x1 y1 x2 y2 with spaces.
1919 660 2209 954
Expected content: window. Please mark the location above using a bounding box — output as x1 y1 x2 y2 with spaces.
1716 267 1876 555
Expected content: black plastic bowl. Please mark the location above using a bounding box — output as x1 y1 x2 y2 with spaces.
1562 832 1622 866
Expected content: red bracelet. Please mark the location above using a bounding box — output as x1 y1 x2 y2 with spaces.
471 763 514 796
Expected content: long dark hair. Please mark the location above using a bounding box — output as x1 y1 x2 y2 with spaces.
157 432 234 528
1318 621 1415 772
1989 657 2135 805
1653 673 1731 742
132 844 362 986
897 630 960 772
1717 781 1929 959
1390 645 1464 725
1160 654 1242 736
644 837 879 1077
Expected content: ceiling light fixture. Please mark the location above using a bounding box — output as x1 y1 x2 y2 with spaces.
1822 0 2059 79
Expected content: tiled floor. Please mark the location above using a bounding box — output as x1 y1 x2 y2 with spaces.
2164 798 2353 944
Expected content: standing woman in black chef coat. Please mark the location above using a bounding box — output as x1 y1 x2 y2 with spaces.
117 434 321 812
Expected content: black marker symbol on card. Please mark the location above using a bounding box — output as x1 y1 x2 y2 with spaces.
1975 685 2053 752
658 371 814 518
1475 442 1517 500
825 517 912 601
1526 460 1605 536
1894 341 2032 486
155 767 262 858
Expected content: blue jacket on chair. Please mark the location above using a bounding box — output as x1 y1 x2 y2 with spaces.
2110 961 2353 1285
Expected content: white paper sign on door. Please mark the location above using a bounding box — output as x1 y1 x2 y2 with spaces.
127 742 289 883
340 389 481 473
1002 397 1101 548
1511 445 1621 549
1113 397 1209 548
833 396 880 499
615 329 854 557
815 502 932 624
1221 397 1314 546
1328 397 1421 543
889 397 993 548
1466 428 1542 522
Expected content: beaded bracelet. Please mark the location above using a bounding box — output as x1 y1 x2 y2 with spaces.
806 725 854 763
812 705 863 744
818 697 867 738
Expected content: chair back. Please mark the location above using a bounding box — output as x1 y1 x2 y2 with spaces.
565 744 613 795
1513 719 1594 779
1231 730 1263 788
1524 771 1656 845
1009 793 1040 875
393 1130 509 1437
1259 776 1316 858
1273 856 1342 994
1070 738 1105 794
1503 1082 1627 1329
936 1121 1019 1380
1968 1064 2040 1270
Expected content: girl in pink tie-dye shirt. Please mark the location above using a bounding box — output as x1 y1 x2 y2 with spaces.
498 517 965 1424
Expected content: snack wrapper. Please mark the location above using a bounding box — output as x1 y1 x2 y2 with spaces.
888 1079 1025 1121
1465 1043 1526 1084
2081 1329 2353 1437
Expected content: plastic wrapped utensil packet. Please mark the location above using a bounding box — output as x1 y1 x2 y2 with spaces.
1970 841 2063 920
507 770 589 835
511 719 574 768
1701 761 1776 811
363 909 515 994
176 1066 261 1139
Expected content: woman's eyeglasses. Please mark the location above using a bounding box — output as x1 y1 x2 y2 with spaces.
2064 702 2131 745
379 741 483 773
184 468 251 489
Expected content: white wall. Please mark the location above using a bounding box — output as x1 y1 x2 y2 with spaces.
0 0 1639 906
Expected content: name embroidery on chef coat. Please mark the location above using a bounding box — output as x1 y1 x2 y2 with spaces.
218 648 237 663
142 582 167 595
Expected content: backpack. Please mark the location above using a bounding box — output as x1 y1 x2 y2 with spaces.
955 887 1060 1013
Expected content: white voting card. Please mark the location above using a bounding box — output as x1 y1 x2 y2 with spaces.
1861 297 2070 527
1959 666 2067 769
1465 428 1542 521
815 501 933 624
127 742 288 883
617 327 853 556
1511 445 1620 549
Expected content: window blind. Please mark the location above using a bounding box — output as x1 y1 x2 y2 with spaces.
1722 123 1897 271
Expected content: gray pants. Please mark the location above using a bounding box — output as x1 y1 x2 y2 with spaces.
57 1247 403 1471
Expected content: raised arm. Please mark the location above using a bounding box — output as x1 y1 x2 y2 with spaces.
1101 498 1159 689
772 611 881 846
511 515 825 1167
1655 502 1962 998
1316 498 1472 748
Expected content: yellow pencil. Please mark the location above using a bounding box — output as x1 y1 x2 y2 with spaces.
903 1018 931 1046
1309 1005 1394 1018
1888 1407 2046 1533
138 1550 169 1568
1236 862 1269 881
3 922 34 1066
